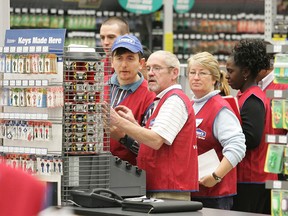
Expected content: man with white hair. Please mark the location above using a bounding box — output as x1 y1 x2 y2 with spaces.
109 50 199 201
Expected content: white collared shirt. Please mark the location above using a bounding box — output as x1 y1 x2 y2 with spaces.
258 71 274 91
151 84 188 145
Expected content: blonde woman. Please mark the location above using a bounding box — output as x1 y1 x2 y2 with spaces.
188 52 246 209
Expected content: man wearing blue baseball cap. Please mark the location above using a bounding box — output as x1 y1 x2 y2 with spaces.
105 34 155 165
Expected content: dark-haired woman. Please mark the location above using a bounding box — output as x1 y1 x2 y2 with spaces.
226 39 278 214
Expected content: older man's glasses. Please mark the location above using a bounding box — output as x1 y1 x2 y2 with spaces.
147 66 174 73
189 71 212 77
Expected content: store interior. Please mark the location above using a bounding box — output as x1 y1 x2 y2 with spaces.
1 0 288 215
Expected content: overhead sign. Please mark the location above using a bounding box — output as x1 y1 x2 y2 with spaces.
173 0 195 14
4 29 66 53
118 0 163 14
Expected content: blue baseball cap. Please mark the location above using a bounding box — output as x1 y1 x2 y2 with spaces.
111 35 143 54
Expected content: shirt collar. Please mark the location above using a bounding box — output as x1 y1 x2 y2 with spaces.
156 84 182 99
110 72 144 92
258 71 274 90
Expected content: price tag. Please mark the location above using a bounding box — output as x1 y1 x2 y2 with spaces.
22 80 28 86
3 80 9 86
30 148 36 154
0 47 3 53
274 45 282 53
36 114 42 119
8 146 14 153
3 47 9 53
42 114 48 120
0 113 3 118
19 113 25 119
273 181 282 189
42 46 49 52
35 80 42 86
42 80 48 86
0 146 3 152
25 114 31 119
10 80 16 86
266 135 276 143
16 80 22 86
23 46 29 53
41 148 48 155
16 46 23 53
3 146 8 152
4 113 9 119
9 113 15 119
24 147 30 153
29 46 36 52
279 135 287 144
19 147 25 153
274 90 283 98
29 80 35 86
15 113 20 119
31 114 37 119
14 146 20 153
35 148 41 155
36 46 42 52
10 47 16 53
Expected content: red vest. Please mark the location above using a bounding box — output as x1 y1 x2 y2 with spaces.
0 163 46 216
192 94 237 198
137 89 199 192
105 80 155 165
264 82 288 136
237 86 277 183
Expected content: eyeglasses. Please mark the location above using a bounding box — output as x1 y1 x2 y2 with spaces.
189 71 212 77
147 66 174 73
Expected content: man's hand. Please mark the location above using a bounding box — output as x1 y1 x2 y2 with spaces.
115 105 138 125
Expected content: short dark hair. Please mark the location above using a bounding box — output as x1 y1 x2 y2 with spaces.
142 45 152 61
230 39 270 78
112 47 143 60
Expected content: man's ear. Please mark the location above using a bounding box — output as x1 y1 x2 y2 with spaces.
171 67 179 81
139 57 146 70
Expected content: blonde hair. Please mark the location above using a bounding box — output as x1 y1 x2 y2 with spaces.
187 52 230 95
219 70 230 96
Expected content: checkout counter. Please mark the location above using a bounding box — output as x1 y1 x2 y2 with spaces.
71 206 268 216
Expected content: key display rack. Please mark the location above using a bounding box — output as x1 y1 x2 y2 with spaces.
61 47 146 205
61 47 110 204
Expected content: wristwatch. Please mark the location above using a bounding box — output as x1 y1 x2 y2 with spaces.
212 172 222 183
119 134 128 145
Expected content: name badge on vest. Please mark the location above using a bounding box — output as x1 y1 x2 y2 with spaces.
196 119 206 140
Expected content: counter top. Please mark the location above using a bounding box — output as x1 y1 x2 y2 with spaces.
71 206 268 216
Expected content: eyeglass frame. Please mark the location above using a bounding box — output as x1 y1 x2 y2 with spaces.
188 71 212 77
146 66 175 73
